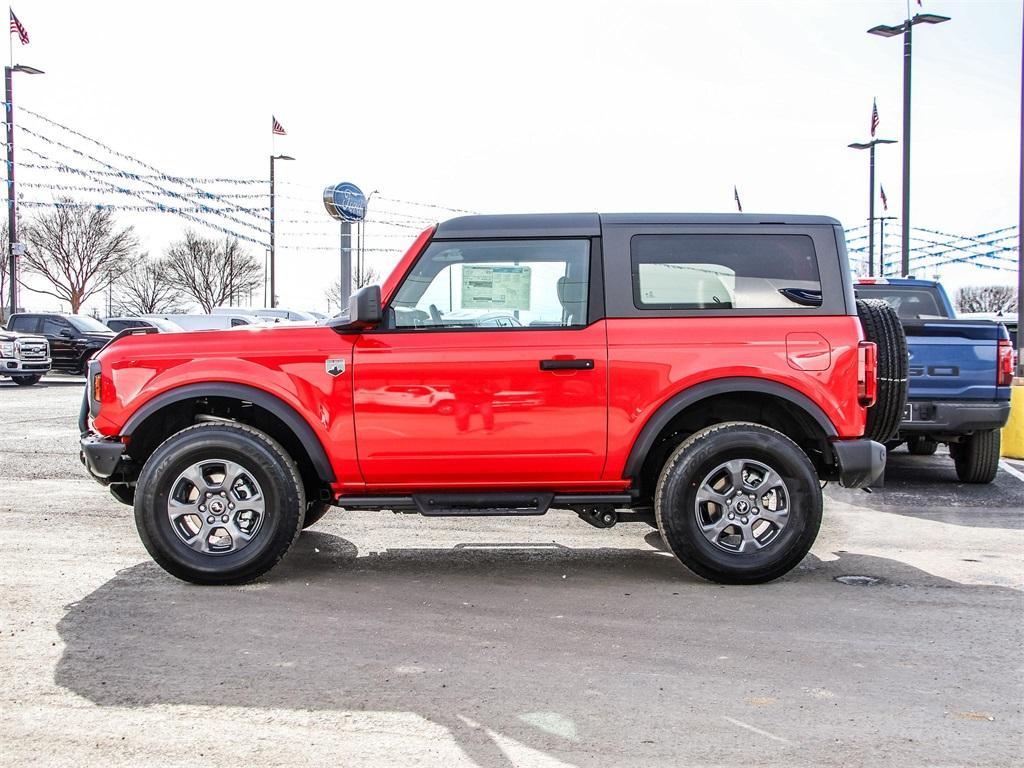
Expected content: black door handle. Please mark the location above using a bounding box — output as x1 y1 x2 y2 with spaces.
540 359 594 371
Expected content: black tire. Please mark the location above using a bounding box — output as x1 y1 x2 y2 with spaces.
134 422 306 585
302 501 332 529
952 429 1000 484
12 375 42 386
907 436 938 456
856 298 908 443
655 422 822 585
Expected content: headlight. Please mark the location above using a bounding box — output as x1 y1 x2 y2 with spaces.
0 341 13 357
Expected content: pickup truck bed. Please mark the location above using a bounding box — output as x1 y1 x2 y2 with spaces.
855 278 1013 483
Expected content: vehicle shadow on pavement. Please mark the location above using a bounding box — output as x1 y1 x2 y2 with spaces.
826 450 1024 530
54 531 1024 767
0 379 84 389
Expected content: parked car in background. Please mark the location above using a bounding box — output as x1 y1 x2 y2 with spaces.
0 328 50 385
104 316 185 334
211 307 317 322
144 313 264 330
6 313 114 375
854 278 1013 483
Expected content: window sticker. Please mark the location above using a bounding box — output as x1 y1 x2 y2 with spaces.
461 265 532 310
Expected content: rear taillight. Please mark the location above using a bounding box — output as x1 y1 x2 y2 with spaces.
858 340 878 407
997 339 1014 387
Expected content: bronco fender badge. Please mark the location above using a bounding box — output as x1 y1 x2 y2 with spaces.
325 358 346 376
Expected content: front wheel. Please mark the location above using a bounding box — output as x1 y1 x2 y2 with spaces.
907 436 938 456
134 422 306 584
655 422 822 585
12 375 42 386
952 429 1000 484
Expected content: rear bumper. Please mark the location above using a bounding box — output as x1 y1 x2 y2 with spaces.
899 400 1011 436
80 432 125 482
831 439 886 488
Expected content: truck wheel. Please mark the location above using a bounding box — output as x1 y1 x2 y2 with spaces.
907 436 938 456
12 375 42 386
655 422 822 585
302 501 332 529
856 299 908 443
952 429 1000 484
134 422 306 585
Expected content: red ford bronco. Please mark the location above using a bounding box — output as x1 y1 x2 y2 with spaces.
80 213 905 585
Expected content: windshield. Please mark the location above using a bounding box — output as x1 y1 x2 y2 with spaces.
855 285 949 319
67 315 114 333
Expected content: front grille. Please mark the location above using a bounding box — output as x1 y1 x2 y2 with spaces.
17 342 48 360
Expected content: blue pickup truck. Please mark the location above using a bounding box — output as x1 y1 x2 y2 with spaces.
854 278 1014 483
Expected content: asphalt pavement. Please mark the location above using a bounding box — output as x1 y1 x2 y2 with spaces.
1 376 1022 767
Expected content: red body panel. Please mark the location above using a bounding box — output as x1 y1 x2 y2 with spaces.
92 229 868 498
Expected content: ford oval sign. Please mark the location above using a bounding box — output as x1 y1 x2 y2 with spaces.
323 182 367 222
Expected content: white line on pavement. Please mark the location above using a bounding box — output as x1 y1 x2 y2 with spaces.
999 460 1024 483
721 716 795 746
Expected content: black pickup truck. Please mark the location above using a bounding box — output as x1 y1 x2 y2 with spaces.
6 313 114 375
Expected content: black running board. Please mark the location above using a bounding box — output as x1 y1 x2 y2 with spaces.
335 492 634 516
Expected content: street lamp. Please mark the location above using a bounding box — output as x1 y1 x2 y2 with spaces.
877 215 898 277
848 137 896 277
268 154 294 308
5 63 44 318
868 11 950 277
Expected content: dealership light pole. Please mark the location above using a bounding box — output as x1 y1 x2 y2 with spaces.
872 10 950 280
868 11 950 278
5 63 44 318
268 154 294 308
848 137 896 276
877 216 897 277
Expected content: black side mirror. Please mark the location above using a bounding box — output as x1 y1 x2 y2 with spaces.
328 285 382 330
59 329 74 338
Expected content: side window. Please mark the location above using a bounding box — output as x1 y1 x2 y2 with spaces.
10 315 38 333
43 318 69 336
389 239 590 329
230 318 249 327
630 234 821 310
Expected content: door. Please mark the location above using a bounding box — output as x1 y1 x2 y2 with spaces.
353 237 607 488
41 317 76 370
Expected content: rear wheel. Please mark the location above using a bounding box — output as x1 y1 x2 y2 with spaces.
134 422 306 584
856 299 908 443
12 375 42 386
655 422 822 585
952 429 1000 484
907 436 938 456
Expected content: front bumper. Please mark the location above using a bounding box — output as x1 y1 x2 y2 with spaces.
899 400 1011 436
831 439 886 488
2 357 51 375
80 432 125 482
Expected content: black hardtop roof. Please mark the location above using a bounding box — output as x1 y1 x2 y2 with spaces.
434 212 842 239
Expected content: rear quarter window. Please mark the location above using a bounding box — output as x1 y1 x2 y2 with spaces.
630 234 821 310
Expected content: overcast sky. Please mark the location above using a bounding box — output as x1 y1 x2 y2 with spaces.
11 0 1022 314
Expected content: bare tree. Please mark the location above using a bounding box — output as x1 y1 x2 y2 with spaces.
20 199 139 313
325 264 381 312
112 255 188 315
956 285 1018 314
164 231 261 313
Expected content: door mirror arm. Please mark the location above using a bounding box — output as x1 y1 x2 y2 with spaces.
328 284 382 331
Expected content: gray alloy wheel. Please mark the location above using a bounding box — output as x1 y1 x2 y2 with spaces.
655 421 821 585
134 422 305 585
166 459 266 555
694 458 791 554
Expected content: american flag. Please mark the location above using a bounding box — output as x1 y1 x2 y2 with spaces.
733 185 743 213
880 185 888 211
272 116 286 136
9 9 29 45
871 99 879 137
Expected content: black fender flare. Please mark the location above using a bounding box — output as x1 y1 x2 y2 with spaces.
121 382 336 482
622 377 838 481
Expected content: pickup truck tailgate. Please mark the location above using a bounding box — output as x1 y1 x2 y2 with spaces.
902 320 1002 400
